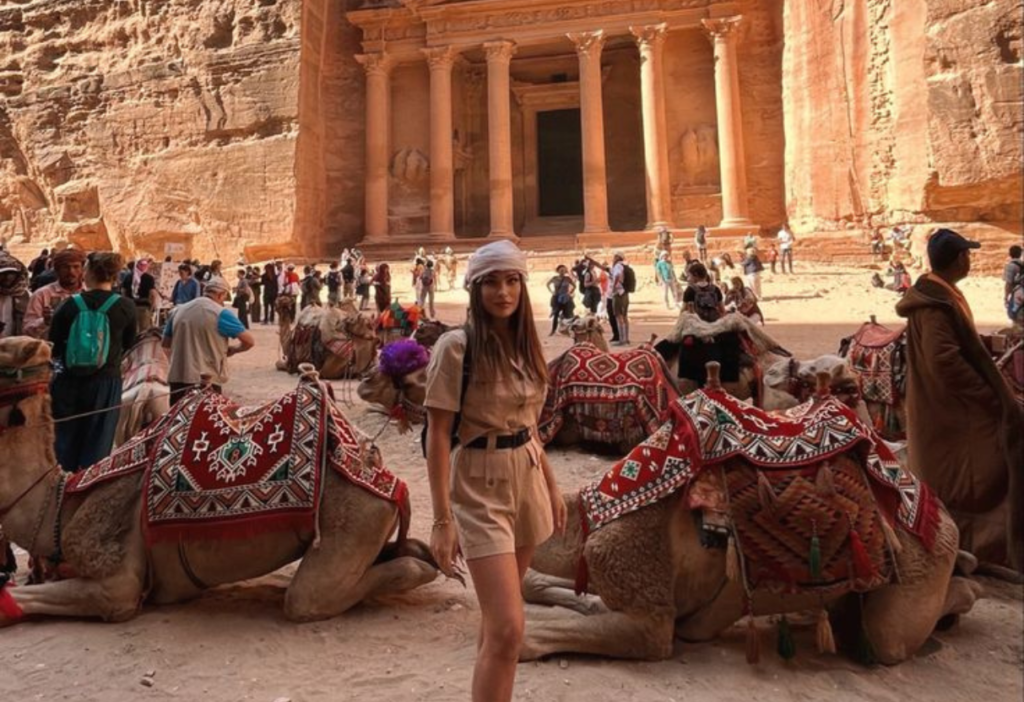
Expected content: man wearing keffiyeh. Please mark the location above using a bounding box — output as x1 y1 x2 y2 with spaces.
0 251 29 338
23 247 86 339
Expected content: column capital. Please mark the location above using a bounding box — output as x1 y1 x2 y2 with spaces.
702 16 743 43
630 23 668 49
483 40 517 64
567 30 606 58
423 46 459 70
355 53 393 77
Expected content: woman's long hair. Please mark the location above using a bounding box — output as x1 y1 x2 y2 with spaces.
466 274 548 385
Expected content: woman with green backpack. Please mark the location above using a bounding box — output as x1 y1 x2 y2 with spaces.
48 252 137 472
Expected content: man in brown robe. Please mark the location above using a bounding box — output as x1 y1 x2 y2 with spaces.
896 229 1023 573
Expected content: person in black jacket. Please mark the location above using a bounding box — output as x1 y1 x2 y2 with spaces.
261 262 279 324
120 258 158 331
50 252 137 472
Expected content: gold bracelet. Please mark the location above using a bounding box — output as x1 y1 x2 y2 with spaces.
432 515 454 530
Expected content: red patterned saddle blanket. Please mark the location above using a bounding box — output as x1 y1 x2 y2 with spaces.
66 381 407 544
538 343 678 447
121 329 168 392
841 321 907 407
579 390 940 595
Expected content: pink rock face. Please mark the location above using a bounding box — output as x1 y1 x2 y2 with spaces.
0 0 317 261
782 0 1022 262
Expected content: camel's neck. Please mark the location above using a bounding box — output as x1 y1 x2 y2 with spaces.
0 394 61 558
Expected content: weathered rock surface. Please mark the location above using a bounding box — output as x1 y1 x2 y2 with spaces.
783 0 1022 257
0 0 305 261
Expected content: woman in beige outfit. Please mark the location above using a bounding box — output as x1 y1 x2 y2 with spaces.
424 240 566 702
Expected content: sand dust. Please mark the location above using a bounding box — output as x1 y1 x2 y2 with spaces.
3 256 1021 702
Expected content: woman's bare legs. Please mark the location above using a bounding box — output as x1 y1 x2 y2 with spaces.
467 546 536 702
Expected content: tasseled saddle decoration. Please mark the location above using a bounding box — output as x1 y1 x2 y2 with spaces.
0 583 23 620
816 608 836 655
847 516 876 583
776 615 796 661
808 520 822 582
745 613 762 665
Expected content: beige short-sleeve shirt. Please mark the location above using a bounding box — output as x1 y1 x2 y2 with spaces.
424 329 553 559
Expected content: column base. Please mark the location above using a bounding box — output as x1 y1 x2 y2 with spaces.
719 217 754 228
583 225 612 235
488 230 521 243
645 221 674 231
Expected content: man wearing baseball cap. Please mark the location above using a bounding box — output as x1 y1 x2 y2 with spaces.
896 228 1023 573
162 275 255 405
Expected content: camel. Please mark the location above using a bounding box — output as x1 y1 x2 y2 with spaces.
520 365 982 665
0 336 438 626
539 341 681 453
358 336 680 454
838 318 908 440
275 293 297 362
278 306 380 380
411 319 455 349
654 312 790 405
114 328 170 445
557 315 609 352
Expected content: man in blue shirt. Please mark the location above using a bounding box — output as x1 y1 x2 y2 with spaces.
171 263 200 306
162 276 254 406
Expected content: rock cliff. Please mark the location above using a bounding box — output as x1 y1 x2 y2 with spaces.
0 0 304 261
783 0 1022 242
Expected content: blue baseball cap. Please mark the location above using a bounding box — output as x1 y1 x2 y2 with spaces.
927 228 980 269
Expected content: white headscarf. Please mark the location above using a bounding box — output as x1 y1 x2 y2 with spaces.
464 240 528 289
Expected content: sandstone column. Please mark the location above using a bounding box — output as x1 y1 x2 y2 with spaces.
356 53 393 242
423 46 459 240
484 40 517 238
703 17 752 227
631 24 673 230
568 30 610 234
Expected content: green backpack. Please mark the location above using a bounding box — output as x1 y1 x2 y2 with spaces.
65 294 120 370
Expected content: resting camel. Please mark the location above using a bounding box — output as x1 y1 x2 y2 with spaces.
278 306 380 379
0 337 437 626
654 312 790 405
114 328 170 445
275 293 297 361
411 319 455 349
520 366 982 665
358 336 680 454
557 315 609 352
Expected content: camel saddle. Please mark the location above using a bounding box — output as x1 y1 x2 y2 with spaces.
66 380 408 544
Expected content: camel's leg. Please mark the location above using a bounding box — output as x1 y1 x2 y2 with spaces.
522 570 604 615
3 569 145 624
283 480 437 622
674 579 745 642
520 610 675 661
860 515 959 665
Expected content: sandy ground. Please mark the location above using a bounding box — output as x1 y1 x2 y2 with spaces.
3 256 1022 702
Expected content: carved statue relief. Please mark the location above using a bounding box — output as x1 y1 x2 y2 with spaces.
676 125 721 189
390 147 430 186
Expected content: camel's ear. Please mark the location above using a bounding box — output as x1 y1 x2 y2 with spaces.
19 339 46 365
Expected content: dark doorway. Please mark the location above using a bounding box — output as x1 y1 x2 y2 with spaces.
537 108 584 217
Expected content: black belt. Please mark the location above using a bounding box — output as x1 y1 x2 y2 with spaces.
463 428 531 450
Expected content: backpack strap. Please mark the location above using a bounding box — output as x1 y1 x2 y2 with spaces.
450 339 473 448
71 294 88 313
97 293 120 314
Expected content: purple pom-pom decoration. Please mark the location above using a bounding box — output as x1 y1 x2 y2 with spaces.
378 339 430 379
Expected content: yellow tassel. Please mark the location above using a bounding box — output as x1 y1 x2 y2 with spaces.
757 472 777 514
815 462 836 496
746 616 762 665
816 609 836 654
880 516 903 554
726 534 741 582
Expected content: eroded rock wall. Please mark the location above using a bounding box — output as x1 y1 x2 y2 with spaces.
783 0 1023 242
0 0 303 261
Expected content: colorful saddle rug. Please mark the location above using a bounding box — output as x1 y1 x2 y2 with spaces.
579 390 940 596
66 381 408 544
538 343 678 447
121 329 168 392
840 321 906 407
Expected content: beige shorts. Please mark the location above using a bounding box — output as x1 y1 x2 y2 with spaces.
613 293 630 317
450 439 554 560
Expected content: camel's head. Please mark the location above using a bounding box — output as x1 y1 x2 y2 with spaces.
0 337 53 453
765 355 861 407
357 339 430 429
412 320 453 349
342 313 377 343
